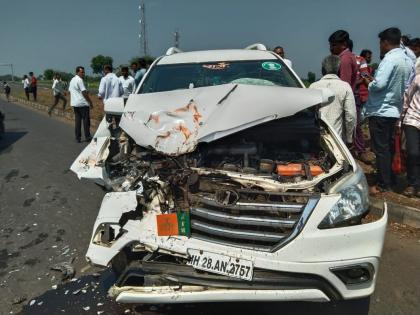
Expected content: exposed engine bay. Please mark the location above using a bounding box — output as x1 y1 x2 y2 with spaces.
102 110 348 214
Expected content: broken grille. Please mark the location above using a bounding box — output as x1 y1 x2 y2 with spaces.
189 190 319 252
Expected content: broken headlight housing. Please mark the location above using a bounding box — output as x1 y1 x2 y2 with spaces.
319 167 369 229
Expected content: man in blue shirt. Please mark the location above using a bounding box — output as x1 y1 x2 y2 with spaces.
131 58 147 88
363 28 413 193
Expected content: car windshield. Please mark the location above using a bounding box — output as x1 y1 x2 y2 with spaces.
139 59 301 94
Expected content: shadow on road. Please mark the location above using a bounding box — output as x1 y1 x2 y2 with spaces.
0 130 27 153
19 269 370 315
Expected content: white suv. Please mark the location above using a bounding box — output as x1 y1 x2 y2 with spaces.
71 44 387 309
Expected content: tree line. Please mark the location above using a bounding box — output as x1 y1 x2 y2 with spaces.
42 54 156 82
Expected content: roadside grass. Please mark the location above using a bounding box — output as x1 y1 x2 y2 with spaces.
8 86 104 121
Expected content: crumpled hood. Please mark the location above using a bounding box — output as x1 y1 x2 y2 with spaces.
119 84 328 156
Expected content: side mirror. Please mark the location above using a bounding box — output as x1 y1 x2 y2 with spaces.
104 97 125 115
320 88 335 106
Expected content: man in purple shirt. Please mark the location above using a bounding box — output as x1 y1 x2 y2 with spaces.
329 30 358 92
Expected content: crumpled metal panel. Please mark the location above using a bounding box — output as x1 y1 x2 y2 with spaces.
70 136 110 182
120 84 326 156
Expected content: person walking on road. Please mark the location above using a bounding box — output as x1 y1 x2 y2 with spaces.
119 66 135 102
329 30 357 91
363 27 413 194
48 74 67 116
400 60 420 198
131 58 147 88
310 55 357 144
69 66 93 143
29 72 37 101
22 75 30 100
98 65 123 104
273 46 293 68
3 81 11 102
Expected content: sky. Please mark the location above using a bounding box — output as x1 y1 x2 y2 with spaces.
1 0 419 79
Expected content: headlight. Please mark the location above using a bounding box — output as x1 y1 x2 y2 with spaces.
319 168 369 229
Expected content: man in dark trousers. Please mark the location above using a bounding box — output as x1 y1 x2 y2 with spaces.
68 66 93 143
363 28 413 194
29 72 37 101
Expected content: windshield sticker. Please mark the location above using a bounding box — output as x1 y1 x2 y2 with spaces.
202 62 230 70
262 62 281 71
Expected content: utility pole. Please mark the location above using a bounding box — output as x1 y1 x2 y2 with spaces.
174 30 180 48
139 0 148 56
0 63 14 81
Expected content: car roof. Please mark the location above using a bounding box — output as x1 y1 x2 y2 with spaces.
157 49 278 65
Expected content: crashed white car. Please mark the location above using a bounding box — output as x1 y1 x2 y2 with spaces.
71 44 387 306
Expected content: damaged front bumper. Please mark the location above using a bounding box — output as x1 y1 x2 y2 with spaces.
86 191 388 302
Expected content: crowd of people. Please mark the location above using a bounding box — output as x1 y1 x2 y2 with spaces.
304 27 419 198
67 58 149 143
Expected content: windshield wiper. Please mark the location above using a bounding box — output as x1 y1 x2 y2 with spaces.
217 84 238 105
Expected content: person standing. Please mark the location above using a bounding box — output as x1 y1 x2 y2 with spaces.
3 82 11 102
352 46 372 162
359 49 374 103
22 75 30 100
400 60 420 197
29 72 37 101
98 65 123 103
406 38 420 86
131 58 147 88
68 66 93 143
119 66 135 101
48 74 67 116
363 28 413 194
310 55 356 144
401 62 420 198
329 30 357 91
273 46 293 68
401 35 417 65
408 38 420 59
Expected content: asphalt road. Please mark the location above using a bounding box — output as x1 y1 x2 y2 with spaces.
0 99 419 315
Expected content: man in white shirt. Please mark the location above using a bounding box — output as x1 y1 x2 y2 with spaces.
310 55 356 145
48 74 67 116
98 65 123 103
119 66 135 101
68 66 93 143
274 46 293 69
22 75 30 100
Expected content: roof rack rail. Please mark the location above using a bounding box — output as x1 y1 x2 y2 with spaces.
244 43 267 51
165 47 183 56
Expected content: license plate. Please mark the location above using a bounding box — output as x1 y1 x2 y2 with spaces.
187 249 253 281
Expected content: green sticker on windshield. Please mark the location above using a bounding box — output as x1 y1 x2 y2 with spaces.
262 62 281 71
